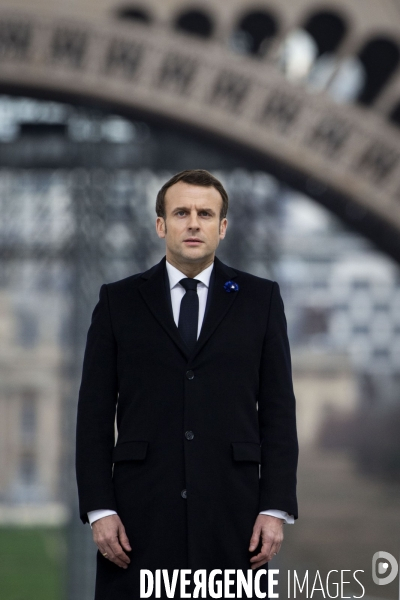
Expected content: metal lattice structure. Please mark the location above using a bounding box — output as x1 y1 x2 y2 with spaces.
0 1 400 259
0 99 282 600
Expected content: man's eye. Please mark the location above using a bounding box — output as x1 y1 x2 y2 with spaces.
200 211 210 216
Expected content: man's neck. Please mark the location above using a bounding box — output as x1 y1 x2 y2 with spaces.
166 254 214 278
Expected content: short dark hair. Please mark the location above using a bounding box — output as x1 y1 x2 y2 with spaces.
156 169 228 220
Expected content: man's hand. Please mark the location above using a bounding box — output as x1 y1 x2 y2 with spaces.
92 514 132 569
249 515 284 570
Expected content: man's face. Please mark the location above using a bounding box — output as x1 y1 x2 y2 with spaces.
156 181 228 264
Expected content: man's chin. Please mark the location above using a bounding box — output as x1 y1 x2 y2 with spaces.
178 247 212 262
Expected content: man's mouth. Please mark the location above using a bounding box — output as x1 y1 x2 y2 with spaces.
184 238 203 244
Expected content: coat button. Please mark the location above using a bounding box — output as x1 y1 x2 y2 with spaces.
185 431 194 440
181 489 187 499
186 370 194 380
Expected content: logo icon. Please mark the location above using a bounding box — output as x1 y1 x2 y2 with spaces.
372 551 399 586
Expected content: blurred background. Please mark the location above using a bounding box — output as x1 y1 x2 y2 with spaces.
0 0 400 599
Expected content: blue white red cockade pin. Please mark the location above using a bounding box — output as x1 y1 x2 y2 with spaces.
224 280 239 292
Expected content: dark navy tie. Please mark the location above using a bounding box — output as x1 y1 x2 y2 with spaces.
178 278 200 351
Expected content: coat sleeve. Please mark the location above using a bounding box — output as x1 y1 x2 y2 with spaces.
257 281 299 519
75 283 119 524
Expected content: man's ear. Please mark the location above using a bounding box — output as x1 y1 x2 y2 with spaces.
219 218 228 240
156 216 166 239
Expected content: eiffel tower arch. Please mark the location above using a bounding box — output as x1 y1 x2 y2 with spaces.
1 0 400 261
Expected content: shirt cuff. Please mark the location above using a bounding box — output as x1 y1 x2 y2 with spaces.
259 509 295 524
87 509 118 528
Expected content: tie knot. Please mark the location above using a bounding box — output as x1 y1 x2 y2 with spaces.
180 278 200 292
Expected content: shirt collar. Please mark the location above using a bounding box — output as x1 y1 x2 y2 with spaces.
166 259 214 289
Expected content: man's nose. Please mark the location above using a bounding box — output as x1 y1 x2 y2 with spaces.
188 212 200 229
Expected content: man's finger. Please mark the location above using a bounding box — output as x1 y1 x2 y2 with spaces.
250 553 269 569
250 534 284 569
106 544 129 569
250 540 270 568
249 524 262 551
109 538 131 565
251 559 269 570
99 542 128 569
270 538 282 558
265 543 279 562
253 544 280 568
250 542 269 562
118 525 132 552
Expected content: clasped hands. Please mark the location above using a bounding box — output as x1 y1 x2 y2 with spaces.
92 513 283 570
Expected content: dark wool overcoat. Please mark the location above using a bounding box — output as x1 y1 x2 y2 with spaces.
75 255 298 599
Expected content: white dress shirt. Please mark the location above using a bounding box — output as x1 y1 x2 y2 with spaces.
87 260 294 527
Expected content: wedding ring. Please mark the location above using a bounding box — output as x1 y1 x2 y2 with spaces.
103 552 108 557
273 552 277 556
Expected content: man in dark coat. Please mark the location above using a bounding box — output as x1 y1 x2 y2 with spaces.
75 169 298 599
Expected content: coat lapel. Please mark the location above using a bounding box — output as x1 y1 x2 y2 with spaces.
138 255 239 362
138 256 190 359
190 255 239 361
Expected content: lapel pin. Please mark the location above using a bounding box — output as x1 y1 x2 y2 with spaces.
224 280 239 293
